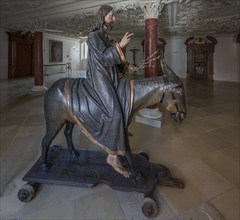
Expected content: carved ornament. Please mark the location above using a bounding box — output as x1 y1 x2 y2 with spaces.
139 0 162 19
185 35 217 46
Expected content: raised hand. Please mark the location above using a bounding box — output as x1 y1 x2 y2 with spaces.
119 32 134 48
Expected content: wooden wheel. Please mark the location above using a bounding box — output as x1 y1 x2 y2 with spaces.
17 183 35 202
141 197 158 218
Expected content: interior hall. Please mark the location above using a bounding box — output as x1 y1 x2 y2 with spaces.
0 1 239 220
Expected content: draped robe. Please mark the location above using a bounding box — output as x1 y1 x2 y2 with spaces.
68 30 133 156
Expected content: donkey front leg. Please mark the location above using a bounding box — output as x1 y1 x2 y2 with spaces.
124 143 146 185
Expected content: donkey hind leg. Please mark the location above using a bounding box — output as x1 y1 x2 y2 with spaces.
64 120 79 158
40 120 65 172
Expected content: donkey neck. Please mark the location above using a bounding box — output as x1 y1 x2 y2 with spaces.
132 76 166 114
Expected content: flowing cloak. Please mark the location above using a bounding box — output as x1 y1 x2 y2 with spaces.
67 30 133 156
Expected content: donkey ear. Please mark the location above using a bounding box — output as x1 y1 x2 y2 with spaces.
160 59 181 85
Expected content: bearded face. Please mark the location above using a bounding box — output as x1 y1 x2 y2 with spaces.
104 10 116 29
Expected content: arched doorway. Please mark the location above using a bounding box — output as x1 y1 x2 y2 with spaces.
185 35 217 80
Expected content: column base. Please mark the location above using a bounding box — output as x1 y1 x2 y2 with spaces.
31 85 47 92
139 108 162 119
135 108 162 128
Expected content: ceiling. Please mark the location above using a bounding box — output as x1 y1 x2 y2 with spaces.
0 0 239 39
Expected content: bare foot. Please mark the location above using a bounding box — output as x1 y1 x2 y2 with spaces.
106 154 131 178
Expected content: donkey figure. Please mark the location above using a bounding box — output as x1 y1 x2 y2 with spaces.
40 60 186 182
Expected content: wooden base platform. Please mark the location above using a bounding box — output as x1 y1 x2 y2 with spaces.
18 145 184 218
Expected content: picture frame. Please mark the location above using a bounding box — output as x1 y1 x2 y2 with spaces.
49 40 63 62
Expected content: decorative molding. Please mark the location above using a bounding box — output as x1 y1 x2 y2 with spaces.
1 0 239 39
139 0 161 19
185 35 217 45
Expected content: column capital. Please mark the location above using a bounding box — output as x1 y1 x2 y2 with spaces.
139 0 163 19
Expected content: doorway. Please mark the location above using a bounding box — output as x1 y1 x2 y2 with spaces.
7 32 34 78
185 36 217 80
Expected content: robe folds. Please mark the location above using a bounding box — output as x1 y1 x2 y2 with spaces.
68 30 133 156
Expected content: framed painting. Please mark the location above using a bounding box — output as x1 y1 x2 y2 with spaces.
49 40 63 62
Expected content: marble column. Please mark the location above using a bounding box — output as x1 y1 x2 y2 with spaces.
32 31 46 92
136 0 162 128
144 16 158 78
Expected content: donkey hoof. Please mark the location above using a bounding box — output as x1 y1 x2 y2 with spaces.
70 150 79 158
40 162 51 172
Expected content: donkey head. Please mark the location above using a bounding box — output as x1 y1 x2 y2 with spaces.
160 60 187 123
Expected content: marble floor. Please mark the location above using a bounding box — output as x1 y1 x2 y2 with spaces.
0 71 239 220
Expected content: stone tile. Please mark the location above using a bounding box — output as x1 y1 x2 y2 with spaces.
21 184 73 216
178 159 234 199
73 189 125 219
226 124 240 135
0 125 19 156
173 202 225 220
1 134 42 164
23 115 45 126
1 116 26 127
128 122 169 154
211 187 240 220
196 131 234 150
182 107 211 120
211 127 239 145
216 114 240 125
116 190 175 220
7 108 31 118
158 124 191 140
0 125 19 139
0 177 26 219
28 107 44 116
192 117 226 131
172 136 217 158
21 200 74 220
70 183 110 201
159 174 207 216
177 120 207 135
205 114 236 127
202 150 239 186
150 136 216 165
1 159 36 195
15 125 45 138
221 145 240 162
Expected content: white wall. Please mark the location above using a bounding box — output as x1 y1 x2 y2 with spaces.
126 36 187 78
43 33 80 74
0 29 80 79
1 29 239 82
164 37 187 78
129 34 239 82
214 36 240 82
125 38 144 67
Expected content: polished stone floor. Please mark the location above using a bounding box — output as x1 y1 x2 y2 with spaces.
0 71 239 220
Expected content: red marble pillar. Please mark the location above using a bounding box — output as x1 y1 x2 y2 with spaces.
33 31 43 87
145 18 158 78
137 0 162 126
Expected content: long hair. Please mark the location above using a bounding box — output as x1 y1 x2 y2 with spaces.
92 5 113 33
